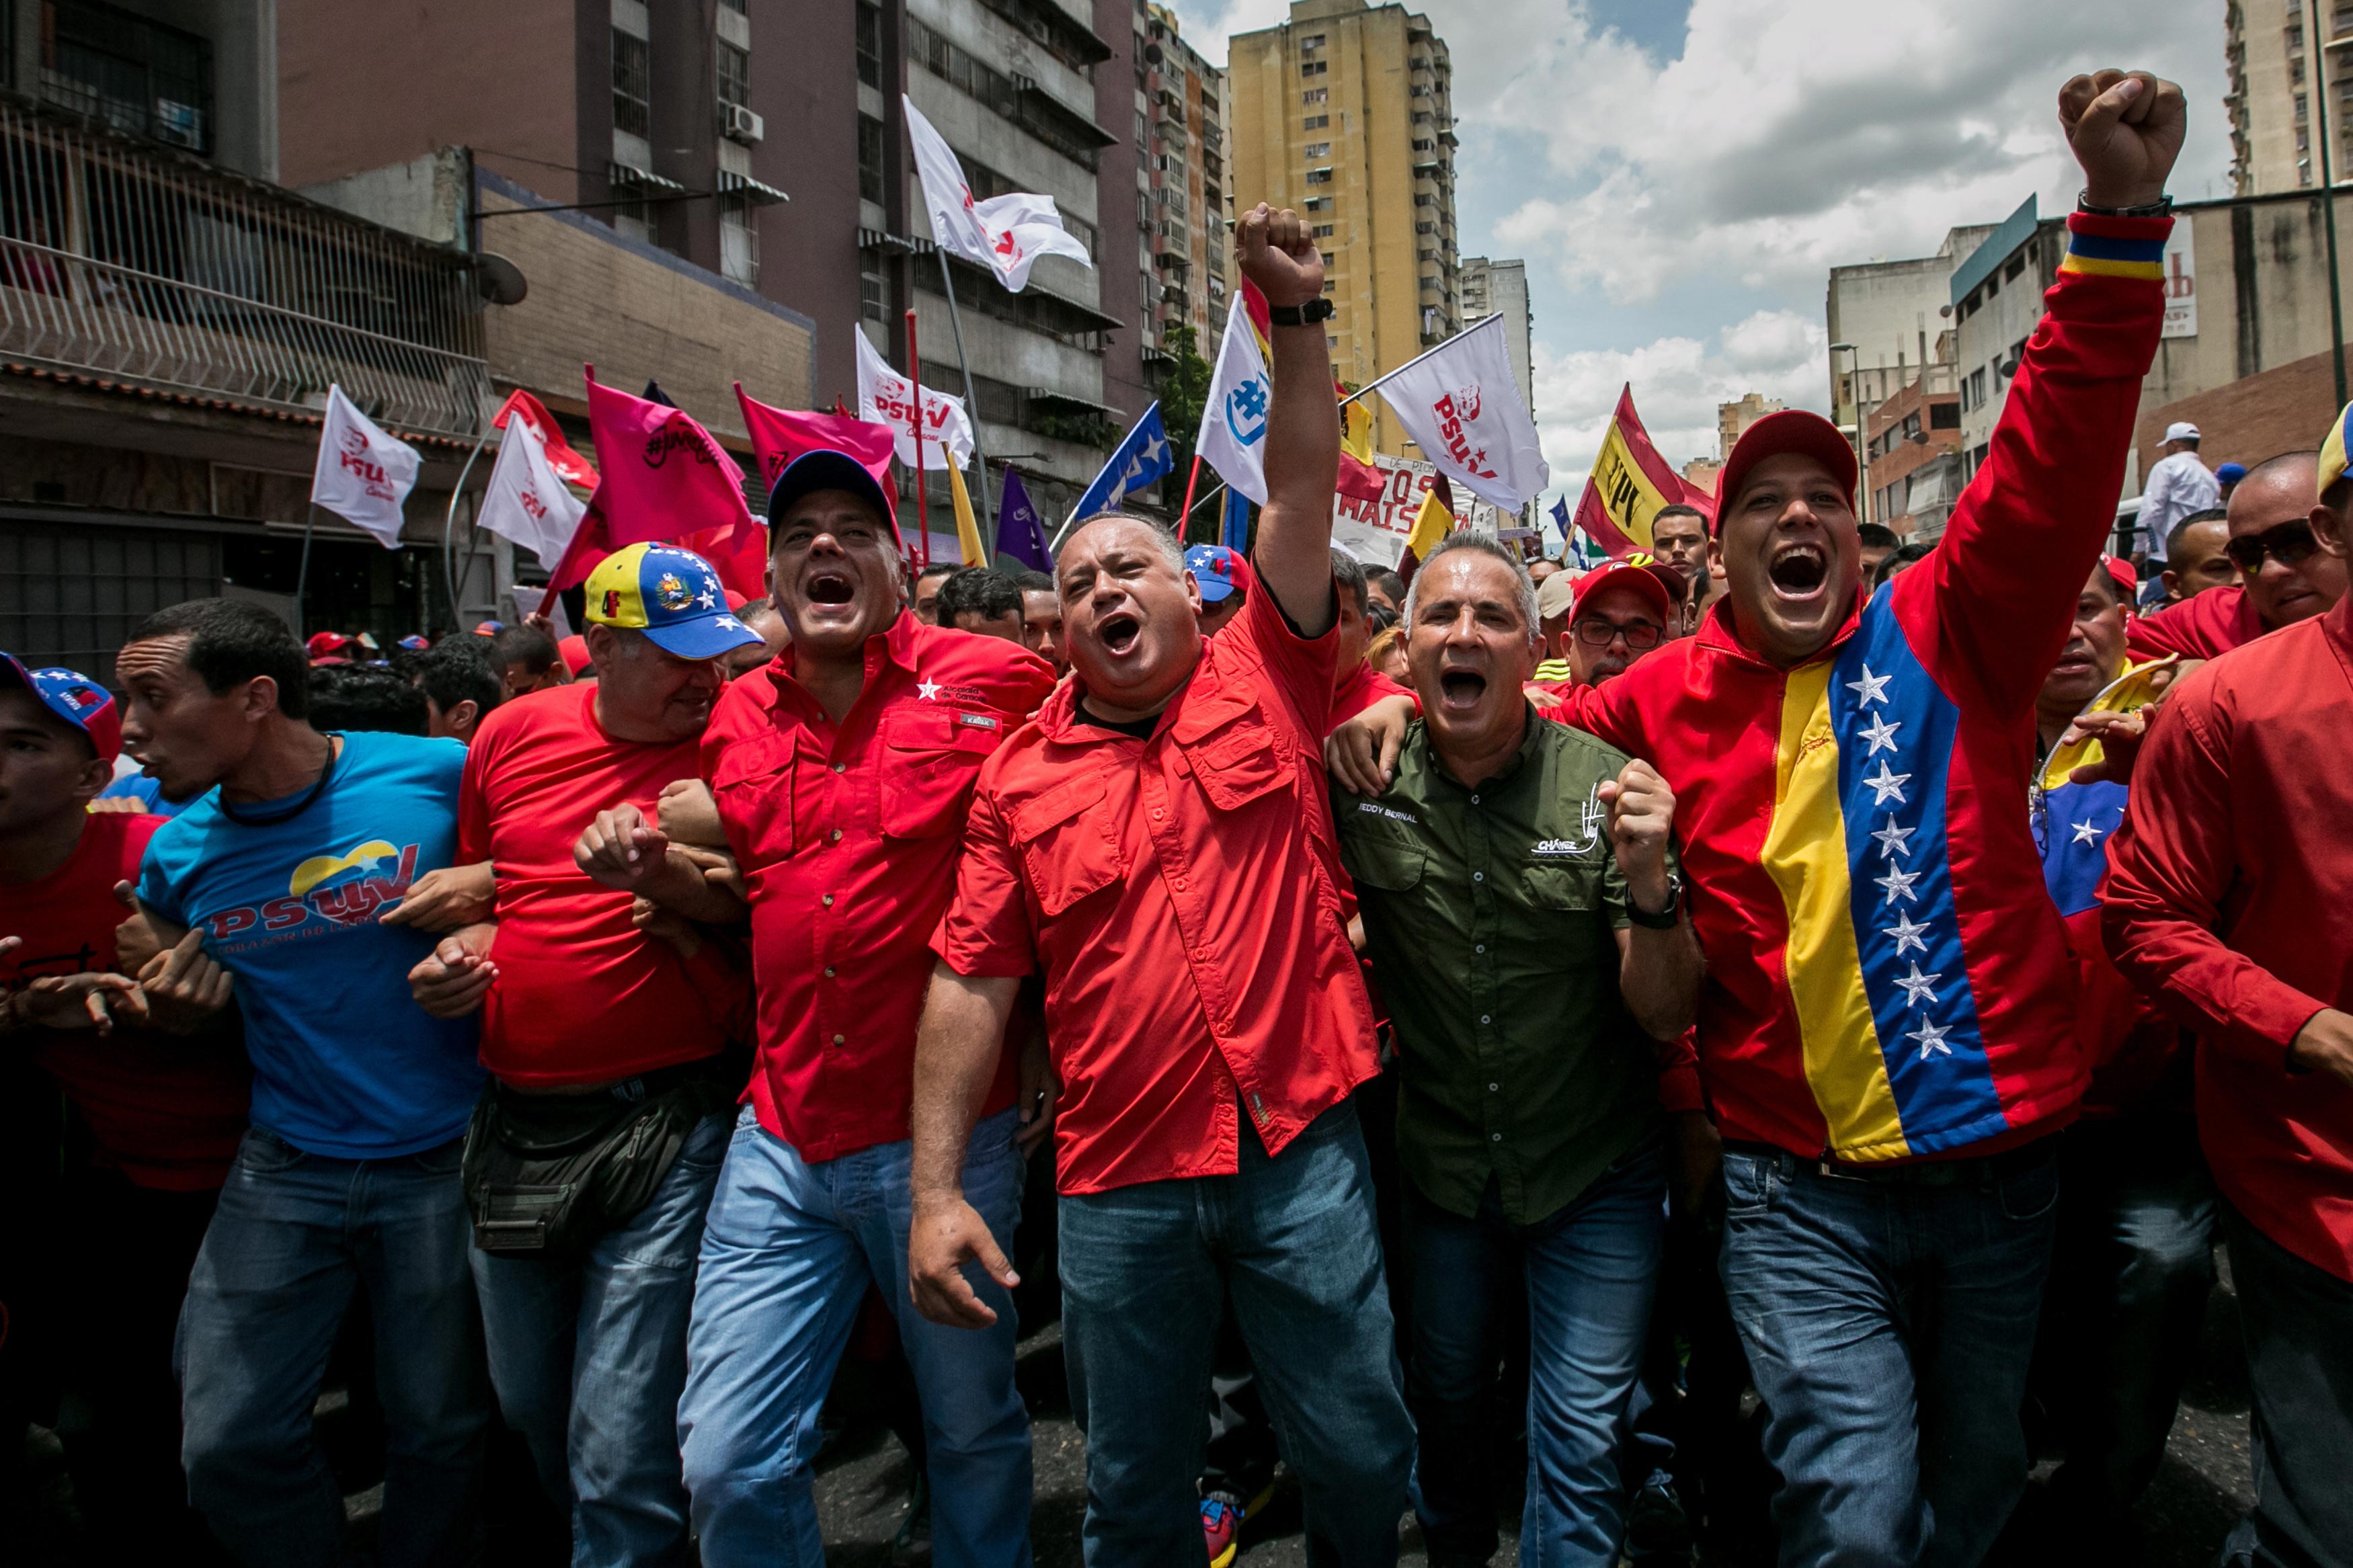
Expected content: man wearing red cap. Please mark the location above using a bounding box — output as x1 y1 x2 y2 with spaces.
1334 70 2187 1565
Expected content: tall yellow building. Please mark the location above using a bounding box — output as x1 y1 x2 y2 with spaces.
1230 0 1458 458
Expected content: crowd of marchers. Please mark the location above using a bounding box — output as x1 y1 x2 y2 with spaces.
3 65 2350 1568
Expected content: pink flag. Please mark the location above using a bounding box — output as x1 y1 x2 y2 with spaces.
733 384 896 488
492 388 599 489
581 368 753 550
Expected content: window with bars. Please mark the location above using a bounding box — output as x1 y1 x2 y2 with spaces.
1306 168 1331 183
856 3 883 88
857 113 886 203
613 30 650 138
861 266 887 322
1304 114 1328 129
1302 88 1326 104
718 41 750 111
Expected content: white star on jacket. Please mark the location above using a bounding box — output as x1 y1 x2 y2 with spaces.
1895 964 1941 1008
1846 664 1892 707
1862 761 1911 807
1883 912 1931 957
1871 817 1914 860
1859 712 1903 755
1910 1018 1953 1060
2071 819 2104 846
916 678 941 700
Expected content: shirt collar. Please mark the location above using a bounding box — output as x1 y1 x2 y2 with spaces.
1693 581 1864 671
1415 701 1543 794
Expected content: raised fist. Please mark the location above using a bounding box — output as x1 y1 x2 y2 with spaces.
1236 202 1325 311
2059 70 2186 211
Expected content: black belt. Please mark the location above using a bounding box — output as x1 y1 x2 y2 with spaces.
1723 1137 2055 1188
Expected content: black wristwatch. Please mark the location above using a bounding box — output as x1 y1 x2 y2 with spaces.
1626 871 1683 930
1267 298 1337 326
2076 191 2172 218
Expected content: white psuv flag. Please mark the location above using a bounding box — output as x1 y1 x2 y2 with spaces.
311 384 420 547
855 327 974 469
903 94 1093 293
1376 317 1550 512
1196 300 1272 505
475 413 587 570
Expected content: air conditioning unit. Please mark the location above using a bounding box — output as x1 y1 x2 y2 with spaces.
722 104 764 144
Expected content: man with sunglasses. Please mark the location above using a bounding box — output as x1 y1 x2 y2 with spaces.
2129 450 2346 661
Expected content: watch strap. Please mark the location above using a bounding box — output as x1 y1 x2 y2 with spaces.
1267 298 1335 326
1624 874 1682 930
2076 192 2172 219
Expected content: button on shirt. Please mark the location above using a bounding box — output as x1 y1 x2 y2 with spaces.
702 613 1056 1161
1336 710 1662 1227
936 580 1380 1196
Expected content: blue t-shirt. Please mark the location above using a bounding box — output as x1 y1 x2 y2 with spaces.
138 731 484 1158
98 772 188 818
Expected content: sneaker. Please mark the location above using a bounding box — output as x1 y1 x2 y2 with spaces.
891 1471 932 1565
1201 1491 1244 1568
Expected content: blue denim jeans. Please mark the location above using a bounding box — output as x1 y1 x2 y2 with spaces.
471 1110 729 1567
1405 1132 1666 1567
177 1126 490 1568
1058 1099 1413 1568
2036 1114 2217 1525
2216 1200 2353 1568
677 1105 1031 1568
1718 1139 2060 1568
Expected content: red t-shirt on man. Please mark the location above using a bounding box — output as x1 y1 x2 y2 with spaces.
702 616 1057 1161
4 811 248 1190
460 684 747 1086
936 577 1381 1196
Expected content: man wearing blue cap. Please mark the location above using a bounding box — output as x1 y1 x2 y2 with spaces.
1186 543 1250 638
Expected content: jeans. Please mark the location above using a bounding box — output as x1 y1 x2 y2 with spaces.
2216 1201 2353 1568
1718 1138 2059 1568
678 1105 1031 1568
1405 1133 1666 1567
2034 1115 2217 1526
177 1127 490 1568
471 1111 729 1567
1058 1099 1414 1568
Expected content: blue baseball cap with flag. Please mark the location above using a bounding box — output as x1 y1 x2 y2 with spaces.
1185 544 1244 603
0 653 122 762
584 544 764 659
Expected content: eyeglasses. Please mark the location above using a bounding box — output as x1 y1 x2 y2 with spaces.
2225 522 2321 573
1572 619 1663 650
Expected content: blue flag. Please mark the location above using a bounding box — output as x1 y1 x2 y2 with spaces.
1222 487 1252 553
1071 402 1174 523
998 468 1053 571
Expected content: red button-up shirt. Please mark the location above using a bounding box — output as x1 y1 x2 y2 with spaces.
2102 593 2353 1282
936 583 1380 1195
703 612 1057 1161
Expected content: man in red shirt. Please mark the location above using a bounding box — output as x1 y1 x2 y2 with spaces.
417 544 758 1563
1328 546 1408 730
674 450 1055 1567
2128 450 2346 660
0 654 247 1561
2102 407 2353 1568
908 206 1415 1566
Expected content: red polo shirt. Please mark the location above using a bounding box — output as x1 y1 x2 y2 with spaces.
2102 592 2353 1283
704 614 1056 1160
936 580 1380 1196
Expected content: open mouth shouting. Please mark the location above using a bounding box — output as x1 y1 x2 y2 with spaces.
1095 610 1142 657
1767 540 1829 603
1436 666 1489 713
802 567 856 606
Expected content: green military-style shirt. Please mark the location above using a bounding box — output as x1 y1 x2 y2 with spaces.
1334 707 1665 1227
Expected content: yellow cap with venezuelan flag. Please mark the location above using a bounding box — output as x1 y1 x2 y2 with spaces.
2320 400 2353 494
584 543 764 660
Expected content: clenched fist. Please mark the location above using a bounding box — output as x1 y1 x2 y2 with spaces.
1236 202 1324 310
1597 758 1677 915
2059 69 2186 211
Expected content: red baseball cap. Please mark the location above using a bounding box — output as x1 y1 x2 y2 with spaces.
1716 410 1858 526
558 634 592 675
305 630 354 661
1573 561 1675 624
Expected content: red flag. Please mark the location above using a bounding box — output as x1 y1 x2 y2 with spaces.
1572 383 1708 556
733 384 897 489
1238 278 1274 362
1337 454 1386 502
580 368 753 550
491 389 598 489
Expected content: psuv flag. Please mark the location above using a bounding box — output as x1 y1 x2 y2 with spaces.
311 385 420 548
1197 301 1272 505
1071 403 1174 522
1375 315 1549 511
903 95 1092 293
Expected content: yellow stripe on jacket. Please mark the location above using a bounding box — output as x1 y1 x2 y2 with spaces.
1760 660 1909 1158
2057 253 2165 281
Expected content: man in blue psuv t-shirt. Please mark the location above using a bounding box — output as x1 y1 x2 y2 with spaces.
118 600 489 1568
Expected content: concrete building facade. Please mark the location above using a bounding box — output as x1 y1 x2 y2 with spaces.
1229 0 1457 457
1139 5 1229 362
1459 255 1532 415
1716 392 1784 461
1862 365 1962 540
2225 0 2334 198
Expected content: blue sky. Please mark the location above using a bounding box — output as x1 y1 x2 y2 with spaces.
1158 0 2234 511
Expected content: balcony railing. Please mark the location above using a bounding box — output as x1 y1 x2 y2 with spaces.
0 102 489 439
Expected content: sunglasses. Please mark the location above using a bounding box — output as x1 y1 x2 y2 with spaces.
2225 522 2321 574
1572 619 1664 650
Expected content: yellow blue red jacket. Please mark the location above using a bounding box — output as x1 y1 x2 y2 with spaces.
1549 212 2173 1163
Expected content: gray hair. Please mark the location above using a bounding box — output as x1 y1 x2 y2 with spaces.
1400 532 1540 637
1055 511 1187 591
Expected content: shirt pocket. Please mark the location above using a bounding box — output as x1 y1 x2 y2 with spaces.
1343 832 1427 893
1177 704 1293 812
1526 863 1603 912
709 733 795 868
1007 770 1125 917
880 708 999 840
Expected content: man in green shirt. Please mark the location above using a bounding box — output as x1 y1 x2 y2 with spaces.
1334 532 1702 1567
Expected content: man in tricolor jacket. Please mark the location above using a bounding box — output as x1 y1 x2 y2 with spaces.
1330 69 2185 1566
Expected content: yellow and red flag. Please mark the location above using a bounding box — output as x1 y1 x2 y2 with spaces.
1571 384 1712 554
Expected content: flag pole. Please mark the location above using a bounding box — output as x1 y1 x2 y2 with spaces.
935 251 996 557
1334 313 1504 413
440 425 493 632
905 308 929 570
294 503 318 634
1176 454 1203 543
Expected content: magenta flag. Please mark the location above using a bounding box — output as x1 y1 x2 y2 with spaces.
582 366 754 549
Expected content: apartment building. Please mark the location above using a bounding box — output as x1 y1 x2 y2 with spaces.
1137 4 1228 364
1716 392 1785 461
2224 0 2353 196
1459 255 1531 415
1229 0 1458 457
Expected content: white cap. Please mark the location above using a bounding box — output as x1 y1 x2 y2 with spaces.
2163 421 2201 443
